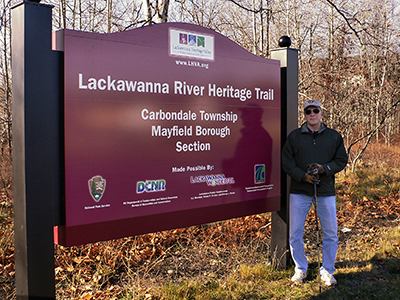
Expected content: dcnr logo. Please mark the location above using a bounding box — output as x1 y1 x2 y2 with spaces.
137 180 166 193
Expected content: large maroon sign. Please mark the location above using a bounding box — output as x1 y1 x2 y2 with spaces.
55 23 281 246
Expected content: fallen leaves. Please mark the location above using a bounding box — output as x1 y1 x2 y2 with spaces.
50 214 272 298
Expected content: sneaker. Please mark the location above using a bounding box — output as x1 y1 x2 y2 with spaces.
291 270 306 284
320 269 337 286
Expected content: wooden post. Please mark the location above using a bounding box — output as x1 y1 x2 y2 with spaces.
12 1 62 298
270 45 298 269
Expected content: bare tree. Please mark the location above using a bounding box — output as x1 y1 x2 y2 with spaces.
143 0 170 24
1 0 400 172
0 0 12 156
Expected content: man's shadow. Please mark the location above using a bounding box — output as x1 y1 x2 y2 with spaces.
222 103 273 200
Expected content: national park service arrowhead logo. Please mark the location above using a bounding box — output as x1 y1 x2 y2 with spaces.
88 176 106 202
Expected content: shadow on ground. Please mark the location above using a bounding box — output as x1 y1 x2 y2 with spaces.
305 258 400 300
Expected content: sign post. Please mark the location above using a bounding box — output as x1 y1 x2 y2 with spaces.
271 42 299 269
12 1 62 299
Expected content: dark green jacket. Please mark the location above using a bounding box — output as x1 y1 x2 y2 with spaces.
282 123 348 196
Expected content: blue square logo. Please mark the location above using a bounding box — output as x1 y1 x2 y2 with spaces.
255 164 265 184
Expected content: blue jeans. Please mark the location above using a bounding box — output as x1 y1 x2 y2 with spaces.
289 193 338 274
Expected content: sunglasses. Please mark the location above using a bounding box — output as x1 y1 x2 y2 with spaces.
305 108 320 115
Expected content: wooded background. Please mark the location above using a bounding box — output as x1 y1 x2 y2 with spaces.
1 0 400 171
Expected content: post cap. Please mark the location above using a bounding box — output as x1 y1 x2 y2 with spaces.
278 36 291 48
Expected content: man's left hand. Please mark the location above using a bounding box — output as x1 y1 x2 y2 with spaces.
302 173 320 184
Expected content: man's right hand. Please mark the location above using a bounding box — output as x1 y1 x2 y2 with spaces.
302 173 320 184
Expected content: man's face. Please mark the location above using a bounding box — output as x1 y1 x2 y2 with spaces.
304 106 323 126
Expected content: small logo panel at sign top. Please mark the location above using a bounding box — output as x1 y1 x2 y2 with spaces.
170 28 214 61
88 175 106 202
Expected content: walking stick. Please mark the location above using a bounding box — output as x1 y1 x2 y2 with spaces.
314 182 322 293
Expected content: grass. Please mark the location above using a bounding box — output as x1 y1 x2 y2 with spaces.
336 167 400 202
144 224 400 300
1 145 400 299
0 191 14 299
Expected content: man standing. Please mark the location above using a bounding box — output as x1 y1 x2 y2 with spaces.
282 100 348 285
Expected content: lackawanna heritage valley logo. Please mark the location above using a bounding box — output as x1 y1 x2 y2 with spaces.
88 175 106 202
179 33 205 47
255 164 266 184
169 28 214 61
